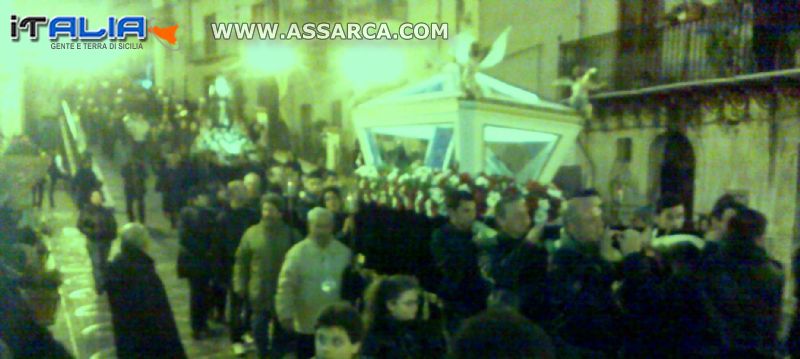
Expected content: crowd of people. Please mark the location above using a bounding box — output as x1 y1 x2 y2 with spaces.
3 78 800 359
82 172 796 359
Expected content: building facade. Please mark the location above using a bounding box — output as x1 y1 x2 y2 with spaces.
153 0 467 168
550 0 800 268
147 0 799 266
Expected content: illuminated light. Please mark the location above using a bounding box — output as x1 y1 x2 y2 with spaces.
337 42 407 90
214 76 231 98
244 41 299 75
141 79 153 90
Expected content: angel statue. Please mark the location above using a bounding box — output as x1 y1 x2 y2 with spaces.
452 26 512 99
554 66 605 118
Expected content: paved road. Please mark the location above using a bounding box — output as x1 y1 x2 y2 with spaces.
44 153 241 359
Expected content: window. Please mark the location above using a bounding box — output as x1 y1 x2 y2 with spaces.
366 124 454 169
271 0 280 20
331 100 342 128
376 0 393 18
252 3 266 22
374 0 407 20
617 138 632 163
204 14 217 57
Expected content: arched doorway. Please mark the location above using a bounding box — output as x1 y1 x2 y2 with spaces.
649 131 696 229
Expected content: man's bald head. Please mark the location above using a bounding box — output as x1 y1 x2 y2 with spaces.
308 207 336 244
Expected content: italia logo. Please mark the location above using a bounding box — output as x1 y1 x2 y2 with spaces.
10 15 178 48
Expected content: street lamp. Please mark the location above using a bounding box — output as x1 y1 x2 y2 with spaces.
336 41 407 90
244 41 300 75
214 75 232 97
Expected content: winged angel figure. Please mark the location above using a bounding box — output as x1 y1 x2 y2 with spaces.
452 26 511 99
553 66 605 118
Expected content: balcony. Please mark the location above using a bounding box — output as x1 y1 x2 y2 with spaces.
189 39 241 64
559 4 800 96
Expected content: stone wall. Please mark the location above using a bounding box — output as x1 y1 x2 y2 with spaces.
581 95 800 267
480 0 618 100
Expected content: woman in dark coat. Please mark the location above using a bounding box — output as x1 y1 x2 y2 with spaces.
106 223 186 359
156 154 184 228
77 190 117 294
177 188 217 339
72 158 101 210
361 275 446 359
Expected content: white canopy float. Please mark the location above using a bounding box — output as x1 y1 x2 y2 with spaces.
353 66 583 184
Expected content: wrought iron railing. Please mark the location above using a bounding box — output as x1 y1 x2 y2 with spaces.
558 3 798 93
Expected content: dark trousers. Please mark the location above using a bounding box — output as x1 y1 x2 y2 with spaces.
31 180 45 208
48 173 67 208
295 334 315 359
228 291 251 343
252 309 274 359
86 240 111 293
271 321 314 359
125 192 146 223
188 276 211 334
210 284 227 321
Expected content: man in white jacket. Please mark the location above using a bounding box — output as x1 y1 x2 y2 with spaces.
124 113 150 154
275 207 352 359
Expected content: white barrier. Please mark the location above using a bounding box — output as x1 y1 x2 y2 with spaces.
60 100 114 208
